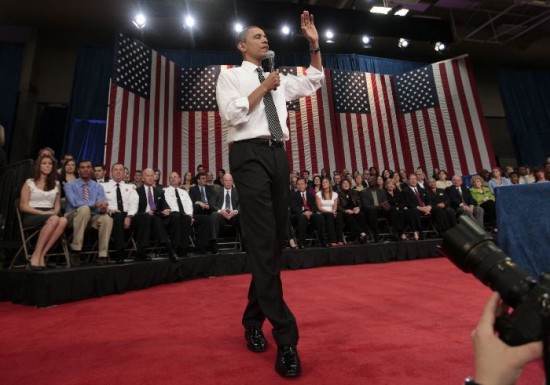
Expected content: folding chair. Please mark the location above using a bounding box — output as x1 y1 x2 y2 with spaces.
9 199 70 269
217 224 242 252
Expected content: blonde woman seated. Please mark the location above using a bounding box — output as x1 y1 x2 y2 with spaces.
19 154 68 270
470 175 497 232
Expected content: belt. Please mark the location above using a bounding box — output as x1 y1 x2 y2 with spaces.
236 138 285 148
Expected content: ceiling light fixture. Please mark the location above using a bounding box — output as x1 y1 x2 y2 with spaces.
394 8 409 17
132 13 147 29
362 35 373 48
281 25 291 35
398 38 409 48
370 6 392 15
234 23 243 33
434 41 447 52
184 15 195 29
325 30 335 43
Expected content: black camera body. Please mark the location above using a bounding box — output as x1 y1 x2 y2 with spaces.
440 216 550 346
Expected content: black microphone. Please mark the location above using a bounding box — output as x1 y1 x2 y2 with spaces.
265 50 275 73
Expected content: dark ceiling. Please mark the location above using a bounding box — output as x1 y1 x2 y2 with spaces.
1 0 549 67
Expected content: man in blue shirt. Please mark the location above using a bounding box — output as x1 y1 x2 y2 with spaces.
64 160 113 265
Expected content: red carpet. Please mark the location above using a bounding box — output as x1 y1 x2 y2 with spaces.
0 258 544 385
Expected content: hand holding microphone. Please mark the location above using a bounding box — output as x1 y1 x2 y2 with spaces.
263 50 280 92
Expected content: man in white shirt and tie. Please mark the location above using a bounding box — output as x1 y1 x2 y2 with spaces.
164 171 194 257
188 173 215 254
215 10 323 378
101 163 139 263
210 173 243 254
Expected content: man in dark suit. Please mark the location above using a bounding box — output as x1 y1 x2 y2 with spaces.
402 174 433 239
445 175 484 227
133 168 180 261
163 171 194 257
289 178 326 248
426 177 456 233
188 172 216 253
210 173 244 254
361 176 388 243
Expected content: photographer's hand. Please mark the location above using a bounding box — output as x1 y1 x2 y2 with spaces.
472 292 543 385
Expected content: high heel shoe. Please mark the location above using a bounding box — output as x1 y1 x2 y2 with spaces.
288 239 298 250
400 234 408 241
413 232 420 241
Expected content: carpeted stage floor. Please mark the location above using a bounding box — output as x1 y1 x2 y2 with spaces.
0 258 544 385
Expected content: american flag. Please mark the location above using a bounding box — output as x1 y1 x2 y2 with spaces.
332 69 404 173
331 55 495 175
395 55 495 175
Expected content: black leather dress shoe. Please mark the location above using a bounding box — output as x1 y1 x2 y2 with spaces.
275 345 301 378
244 325 267 353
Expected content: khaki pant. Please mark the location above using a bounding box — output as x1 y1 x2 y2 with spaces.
65 206 113 257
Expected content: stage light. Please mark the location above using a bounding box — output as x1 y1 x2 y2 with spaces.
434 41 447 52
184 15 195 28
281 25 291 35
362 35 373 48
234 23 243 33
325 30 334 43
132 13 147 30
370 6 392 15
394 8 409 17
398 38 409 48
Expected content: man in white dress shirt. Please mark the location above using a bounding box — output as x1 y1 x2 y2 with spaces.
101 163 139 263
164 171 193 256
215 10 323 378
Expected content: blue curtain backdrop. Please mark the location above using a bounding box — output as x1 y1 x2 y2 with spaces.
0 42 25 159
67 45 426 163
498 69 550 167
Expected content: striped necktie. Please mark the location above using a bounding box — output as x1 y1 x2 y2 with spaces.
256 67 283 141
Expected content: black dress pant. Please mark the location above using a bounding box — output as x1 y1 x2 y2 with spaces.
230 140 298 346
133 212 180 251
290 212 325 246
110 212 128 252
193 214 211 251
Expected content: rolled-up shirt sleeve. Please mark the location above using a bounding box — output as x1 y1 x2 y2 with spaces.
283 65 325 101
216 70 251 128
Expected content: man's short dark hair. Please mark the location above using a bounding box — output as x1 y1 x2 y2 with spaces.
78 160 92 168
197 172 207 179
111 163 124 171
235 26 260 45
94 164 105 170
296 177 306 184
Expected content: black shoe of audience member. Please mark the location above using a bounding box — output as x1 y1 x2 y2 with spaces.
176 247 189 258
244 325 267 353
114 250 126 264
297 242 305 249
95 257 109 265
168 248 180 262
209 240 218 255
275 345 301 378
69 249 81 267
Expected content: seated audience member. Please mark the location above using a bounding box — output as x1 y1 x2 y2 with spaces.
436 170 452 190
402 174 432 241
209 173 243 253
503 165 515 178
37 147 56 159
446 175 484 227
214 168 225 186
133 169 143 187
415 169 427 189
133 168 180 261
470 292 543 385
301 170 313 189
164 172 194 256
188 172 216 253
290 178 326 248
308 175 322 196
426 177 456 234
57 152 73 173
153 168 163 188
361 176 388 243
376 176 384 190
338 179 368 243
534 166 549 183
369 166 379 178
431 167 440 180
316 177 344 246
320 168 330 181
102 163 139 263
19 154 68 269
523 166 535 184
393 172 405 192
353 174 366 192
193 164 206 184
470 175 498 232
289 174 298 192
488 167 511 195
59 158 78 196
332 173 342 193
398 169 408 184
64 160 113 265
93 164 109 183
381 169 393 182
384 179 407 241
508 171 521 185
124 167 131 183
477 169 491 184
182 171 195 191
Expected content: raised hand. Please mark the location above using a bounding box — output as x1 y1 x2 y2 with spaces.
301 11 319 46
